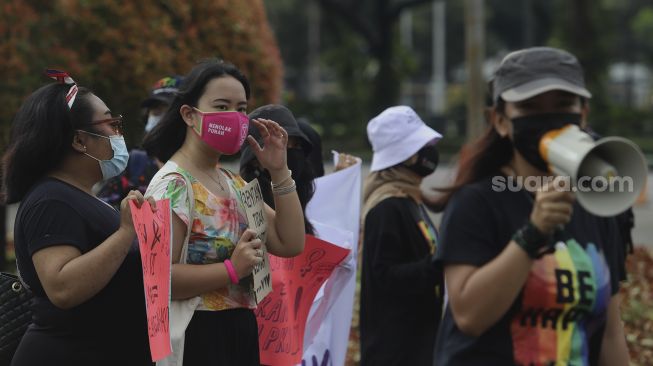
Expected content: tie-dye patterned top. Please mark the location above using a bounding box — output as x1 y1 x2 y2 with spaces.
146 160 255 311
434 177 622 366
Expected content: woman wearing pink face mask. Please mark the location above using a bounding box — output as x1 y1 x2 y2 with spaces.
142 60 305 365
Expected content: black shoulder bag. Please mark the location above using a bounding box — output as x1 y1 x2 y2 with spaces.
0 271 33 365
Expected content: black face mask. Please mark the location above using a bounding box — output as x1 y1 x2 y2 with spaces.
405 145 439 177
511 113 582 173
286 148 306 181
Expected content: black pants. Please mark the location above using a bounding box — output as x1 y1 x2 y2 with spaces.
183 308 260 366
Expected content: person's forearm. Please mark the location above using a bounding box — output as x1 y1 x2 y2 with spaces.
49 228 135 309
269 169 305 256
599 294 630 366
599 332 630 366
450 242 533 336
171 262 232 300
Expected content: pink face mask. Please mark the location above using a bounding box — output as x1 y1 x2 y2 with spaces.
192 107 250 155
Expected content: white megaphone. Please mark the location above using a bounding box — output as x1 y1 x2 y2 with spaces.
539 124 647 217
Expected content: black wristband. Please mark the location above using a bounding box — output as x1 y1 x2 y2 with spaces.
512 221 553 259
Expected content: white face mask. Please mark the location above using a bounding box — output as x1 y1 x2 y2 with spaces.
79 131 129 180
145 114 162 133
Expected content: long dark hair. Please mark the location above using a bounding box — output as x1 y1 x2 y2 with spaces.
2 83 95 203
143 60 251 162
293 165 316 236
430 100 513 211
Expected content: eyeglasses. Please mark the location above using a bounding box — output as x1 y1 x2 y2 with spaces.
88 115 123 135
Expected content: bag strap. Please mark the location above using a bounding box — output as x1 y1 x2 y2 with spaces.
14 259 30 291
0 271 31 295
407 200 438 251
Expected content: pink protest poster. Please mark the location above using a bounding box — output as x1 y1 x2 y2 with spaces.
257 235 350 366
129 199 172 361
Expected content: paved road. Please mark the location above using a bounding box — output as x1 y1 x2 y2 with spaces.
6 163 653 248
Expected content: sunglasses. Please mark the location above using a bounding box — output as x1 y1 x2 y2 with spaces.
88 115 124 135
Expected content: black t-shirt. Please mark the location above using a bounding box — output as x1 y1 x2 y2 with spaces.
360 197 443 366
12 178 151 366
433 177 621 366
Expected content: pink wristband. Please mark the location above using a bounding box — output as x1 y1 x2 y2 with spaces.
224 259 239 284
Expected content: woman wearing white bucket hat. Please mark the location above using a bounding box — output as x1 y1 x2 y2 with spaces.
360 106 444 366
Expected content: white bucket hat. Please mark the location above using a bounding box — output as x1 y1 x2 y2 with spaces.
367 106 443 172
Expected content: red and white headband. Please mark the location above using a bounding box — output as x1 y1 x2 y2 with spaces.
45 69 79 109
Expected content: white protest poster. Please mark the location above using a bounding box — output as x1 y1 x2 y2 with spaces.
302 154 362 366
241 178 272 304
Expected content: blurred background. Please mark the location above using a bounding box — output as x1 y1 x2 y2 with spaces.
267 0 653 160
3 0 653 159
1 0 652 363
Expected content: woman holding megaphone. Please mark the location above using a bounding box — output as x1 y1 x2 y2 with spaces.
432 47 630 366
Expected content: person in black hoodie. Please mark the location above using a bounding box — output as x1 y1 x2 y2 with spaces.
240 104 317 235
297 117 325 178
360 105 444 366
239 105 359 236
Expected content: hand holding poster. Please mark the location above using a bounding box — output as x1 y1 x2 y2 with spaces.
129 199 172 361
257 235 350 366
241 178 272 304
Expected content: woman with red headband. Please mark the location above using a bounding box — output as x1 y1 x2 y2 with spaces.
4 71 154 365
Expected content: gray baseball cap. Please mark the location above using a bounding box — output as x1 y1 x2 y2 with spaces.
492 47 592 103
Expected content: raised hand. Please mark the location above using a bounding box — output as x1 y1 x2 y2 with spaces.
530 178 574 235
334 152 359 172
246 118 289 174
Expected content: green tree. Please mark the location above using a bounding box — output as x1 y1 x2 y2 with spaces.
317 0 434 116
631 6 653 63
547 0 614 132
0 0 283 148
